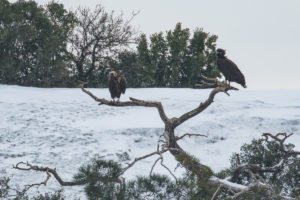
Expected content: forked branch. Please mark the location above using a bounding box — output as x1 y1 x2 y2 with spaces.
79 78 238 183
173 77 238 127
121 148 169 175
13 77 245 198
13 162 82 186
263 133 294 149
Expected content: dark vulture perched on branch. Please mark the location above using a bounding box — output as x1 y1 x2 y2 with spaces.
108 71 126 101
216 48 247 88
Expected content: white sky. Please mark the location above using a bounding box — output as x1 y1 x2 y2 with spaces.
18 0 300 89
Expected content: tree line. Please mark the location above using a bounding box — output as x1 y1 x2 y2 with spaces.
0 0 220 88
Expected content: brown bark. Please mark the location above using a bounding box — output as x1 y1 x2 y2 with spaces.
80 80 238 180
13 162 82 186
13 79 298 199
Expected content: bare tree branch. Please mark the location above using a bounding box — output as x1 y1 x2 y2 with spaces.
13 162 82 186
176 133 207 141
211 184 222 200
121 149 169 175
19 169 51 195
160 158 178 183
173 80 238 127
194 80 219 89
67 4 138 81
150 157 162 176
262 133 294 150
80 78 296 200
16 77 291 199
80 78 239 186
80 81 169 123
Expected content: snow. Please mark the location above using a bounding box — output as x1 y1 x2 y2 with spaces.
210 176 247 191
0 85 299 199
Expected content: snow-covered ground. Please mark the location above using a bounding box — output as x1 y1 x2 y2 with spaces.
0 85 299 199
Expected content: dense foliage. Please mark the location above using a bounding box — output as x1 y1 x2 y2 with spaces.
112 23 220 87
0 0 220 88
228 138 300 198
0 0 76 87
70 137 300 200
71 159 216 200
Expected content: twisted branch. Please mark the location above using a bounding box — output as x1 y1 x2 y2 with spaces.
13 162 82 186
79 81 169 123
81 78 240 187
13 78 247 198
262 133 294 150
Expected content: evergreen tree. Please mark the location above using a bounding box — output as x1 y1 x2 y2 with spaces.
0 0 76 87
0 1 219 88
136 34 153 87
130 23 220 88
166 23 190 87
113 51 143 88
188 28 220 86
149 32 168 87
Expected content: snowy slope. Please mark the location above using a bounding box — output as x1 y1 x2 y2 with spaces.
0 85 299 199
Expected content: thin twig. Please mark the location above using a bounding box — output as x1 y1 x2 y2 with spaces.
157 147 178 183
150 157 162 176
121 149 168 175
176 133 207 141
160 159 178 183
211 184 222 200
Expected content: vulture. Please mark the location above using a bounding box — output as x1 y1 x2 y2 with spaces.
107 71 126 101
216 48 247 88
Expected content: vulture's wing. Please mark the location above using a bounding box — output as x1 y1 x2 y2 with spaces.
217 58 246 87
119 76 126 94
108 77 117 98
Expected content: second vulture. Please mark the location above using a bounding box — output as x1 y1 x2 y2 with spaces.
108 71 126 101
216 48 247 88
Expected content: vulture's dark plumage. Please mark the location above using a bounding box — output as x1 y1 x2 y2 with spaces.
216 49 247 88
108 71 126 101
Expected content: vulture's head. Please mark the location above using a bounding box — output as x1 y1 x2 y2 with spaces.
108 71 118 78
216 48 226 57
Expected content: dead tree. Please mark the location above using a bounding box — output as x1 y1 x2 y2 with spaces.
77 77 248 193
12 77 299 199
65 4 138 82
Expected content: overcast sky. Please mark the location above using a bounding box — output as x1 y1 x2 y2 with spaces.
24 0 300 89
